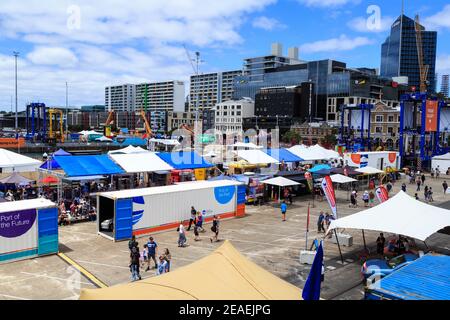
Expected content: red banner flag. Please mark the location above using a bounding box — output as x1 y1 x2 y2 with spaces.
321 176 337 218
375 186 389 203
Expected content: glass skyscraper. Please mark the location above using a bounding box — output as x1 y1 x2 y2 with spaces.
381 15 437 93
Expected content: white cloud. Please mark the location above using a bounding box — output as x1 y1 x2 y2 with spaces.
252 16 286 31
27 47 78 67
296 0 360 8
436 55 450 75
0 0 277 108
423 4 450 30
300 35 373 53
347 16 394 33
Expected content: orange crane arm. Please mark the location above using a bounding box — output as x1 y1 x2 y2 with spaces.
415 15 429 93
140 111 152 137
105 110 115 126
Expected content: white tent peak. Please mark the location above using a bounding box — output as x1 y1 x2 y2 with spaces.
328 191 450 241
262 176 300 187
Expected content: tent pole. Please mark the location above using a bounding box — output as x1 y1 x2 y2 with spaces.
334 229 344 264
362 230 367 251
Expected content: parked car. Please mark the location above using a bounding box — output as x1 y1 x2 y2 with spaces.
100 219 113 231
361 253 418 280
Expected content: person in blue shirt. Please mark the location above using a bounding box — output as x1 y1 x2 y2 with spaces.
145 237 158 271
317 211 325 233
280 201 287 222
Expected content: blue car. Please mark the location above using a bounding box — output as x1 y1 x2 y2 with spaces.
361 253 418 280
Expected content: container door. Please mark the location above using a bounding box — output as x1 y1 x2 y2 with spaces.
115 199 133 241
38 208 59 255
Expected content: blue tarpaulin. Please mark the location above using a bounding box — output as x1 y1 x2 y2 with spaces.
54 148 71 156
113 137 147 147
308 164 332 173
156 152 214 170
263 149 303 162
302 241 324 300
54 155 124 177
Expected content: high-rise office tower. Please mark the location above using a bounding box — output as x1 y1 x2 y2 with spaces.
441 75 449 97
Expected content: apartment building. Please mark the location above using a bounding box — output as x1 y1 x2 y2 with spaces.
135 81 185 112
105 84 135 112
214 98 254 133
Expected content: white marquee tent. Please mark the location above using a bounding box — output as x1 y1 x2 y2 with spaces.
288 144 339 161
261 176 300 187
0 149 42 173
108 145 149 155
328 191 450 241
431 153 450 171
231 142 263 149
330 174 357 184
355 166 384 175
109 152 173 173
236 150 279 165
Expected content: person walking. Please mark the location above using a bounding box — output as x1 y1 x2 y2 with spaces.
196 211 205 232
369 190 375 207
401 183 407 193
145 237 158 271
443 181 448 194
429 187 434 202
178 221 187 247
317 211 325 233
210 215 220 243
362 191 369 207
280 200 287 222
187 206 197 231
376 233 386 256
436 166 441 179
193 223 201 241
128 235 138 252
415 193 419 200
421 173 426 185
424 185 429 202
130 245 141 282
416 178 421 191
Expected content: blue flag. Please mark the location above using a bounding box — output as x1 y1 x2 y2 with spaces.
302 241 324 300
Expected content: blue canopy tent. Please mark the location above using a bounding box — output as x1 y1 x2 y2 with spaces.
54 148 71 156
40 159 62 170
156 152 214 170
263 149 303 163
54 155 125 177
113 137 147 147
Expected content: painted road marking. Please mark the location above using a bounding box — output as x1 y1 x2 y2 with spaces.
58 253 108 288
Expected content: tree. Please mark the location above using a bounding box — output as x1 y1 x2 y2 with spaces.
282 130 302 145
321 134 337 147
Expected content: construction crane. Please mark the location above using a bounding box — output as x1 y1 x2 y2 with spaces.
104 110 116 137
48 108 65 143
140 110 153 138
415 15 429 93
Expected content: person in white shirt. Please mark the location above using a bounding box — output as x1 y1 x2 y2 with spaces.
178 221 187 247
156 256 168 275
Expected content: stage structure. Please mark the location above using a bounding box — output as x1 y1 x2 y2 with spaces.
338 104 374 152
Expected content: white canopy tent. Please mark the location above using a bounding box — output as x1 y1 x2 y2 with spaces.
355 166 384 175
330 174 357 184
0 149 42 173
108 145 149 155
328 191 450 241
109 153 173 173
231 142 263 149
261 176 300 187
149 138 180 146
309 144 340 160
96 136 113 142
288 144 338 161
236 150 279 165
431 153 450 171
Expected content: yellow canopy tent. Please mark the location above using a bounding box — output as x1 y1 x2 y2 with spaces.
80 240 301 300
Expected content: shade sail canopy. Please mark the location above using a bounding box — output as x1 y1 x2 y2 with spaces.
263 149 303 162
355 166 384 174
236 150 279 165
110 152 173 173
39 159 61 170
0 149 42 172
329 174 357 184
261 176 300 187
432 152 450 160
156 152 214 170
53 148 71 156
79 240 301 300
328 191 450 241
0 172 33 185
54 155 125 177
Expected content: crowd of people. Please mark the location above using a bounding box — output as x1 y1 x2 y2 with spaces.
126 206 222 282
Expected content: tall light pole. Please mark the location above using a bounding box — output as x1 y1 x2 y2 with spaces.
66 81 69 137
13 51 19 139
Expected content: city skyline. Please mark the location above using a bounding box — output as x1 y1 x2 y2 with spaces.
0 0 449 111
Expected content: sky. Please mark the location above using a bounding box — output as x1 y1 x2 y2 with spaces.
0 0 449 111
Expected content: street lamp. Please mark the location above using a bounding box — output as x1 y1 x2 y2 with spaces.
13 51 19 141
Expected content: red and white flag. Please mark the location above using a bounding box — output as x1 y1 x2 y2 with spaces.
375 186 389 203
321 176 337 218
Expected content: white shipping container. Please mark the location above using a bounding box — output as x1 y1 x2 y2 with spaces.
344 152 400 170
